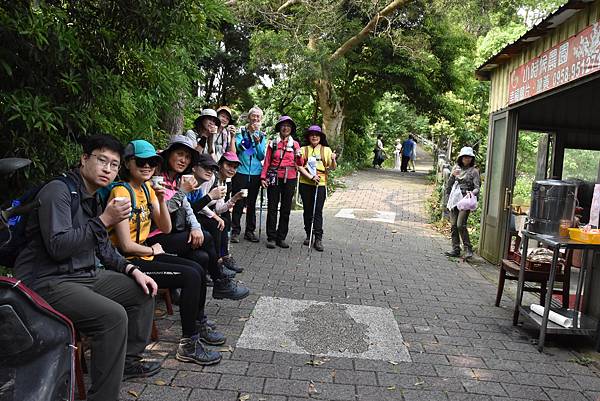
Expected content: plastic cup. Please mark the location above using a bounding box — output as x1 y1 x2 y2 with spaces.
182 174 194 182
240 188 248 198
113 197 128 204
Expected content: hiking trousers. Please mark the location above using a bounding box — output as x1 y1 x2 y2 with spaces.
231 173 261 236
134 254 206 337
266 179 296 242
299 183 326 240
37 269 154 401
449 206 471 251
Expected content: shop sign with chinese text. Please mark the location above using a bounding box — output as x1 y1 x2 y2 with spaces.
508 22 600 105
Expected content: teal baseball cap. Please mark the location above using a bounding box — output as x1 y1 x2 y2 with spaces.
123 140 162 161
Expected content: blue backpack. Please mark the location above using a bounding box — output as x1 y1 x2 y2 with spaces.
0 174 79 269
98 182 153 244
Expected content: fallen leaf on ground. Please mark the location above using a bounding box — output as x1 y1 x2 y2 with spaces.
308 380 319 394
127 390 139 398
216 345 234 352
238 317 250 321
239 394 251 401
392 230 398 233
154 379 167 386
388 361 398 365
414 380 424 386
331 369 336 380
387 385 396 390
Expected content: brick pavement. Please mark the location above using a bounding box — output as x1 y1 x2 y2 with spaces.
118 160 600 401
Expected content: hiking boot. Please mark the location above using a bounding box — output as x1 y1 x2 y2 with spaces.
197 315 217 330
464 248 474 260
303 237 310 246
221 265 237 279
176 336 222 365
276 240 290 249
244 232 259 242
123 360 161 381
222 256 243 273
198 324 226 346
230 233 240 243
266 240 276 249
444 249 461 257
213 278 250 300
313 239 324 252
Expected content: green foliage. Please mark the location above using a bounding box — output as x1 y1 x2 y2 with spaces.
0 1 226 197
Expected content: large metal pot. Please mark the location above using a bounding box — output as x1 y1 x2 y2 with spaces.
528 179 577 236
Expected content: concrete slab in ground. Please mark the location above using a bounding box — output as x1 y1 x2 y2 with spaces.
236 296 411 362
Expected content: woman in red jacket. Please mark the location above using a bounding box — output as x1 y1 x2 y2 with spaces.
261 116 303 249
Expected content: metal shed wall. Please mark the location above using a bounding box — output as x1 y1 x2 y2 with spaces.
489 2 600 113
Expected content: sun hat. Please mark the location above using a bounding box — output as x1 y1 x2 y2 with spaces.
194 108 220 128
304 125 328 147
274 116 296 135
216 106 235 124
457 146 475 158
123 140 162 162
218 151 241 165
194 153 219 171
162 135 199 158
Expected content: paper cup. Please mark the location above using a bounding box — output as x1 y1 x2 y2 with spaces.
150 176 164 188
240 188 248 197
113 197 128 204
182 174 194 182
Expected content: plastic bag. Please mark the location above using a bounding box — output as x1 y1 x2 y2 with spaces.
457 193 477 211
446 182 463 210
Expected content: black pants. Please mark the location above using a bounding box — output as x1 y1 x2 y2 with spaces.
449 207 471 251
266 178 296 242
147 230 221 280
134 254 205 337
401 155 410 172
299 183 326 240
231 173 262 236
37 270 154 401
197 214 229 258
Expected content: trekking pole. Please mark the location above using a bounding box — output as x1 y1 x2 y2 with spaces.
258 186 264 240
308 185 319 251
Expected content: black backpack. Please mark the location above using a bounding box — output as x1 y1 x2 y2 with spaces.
0 175 79 269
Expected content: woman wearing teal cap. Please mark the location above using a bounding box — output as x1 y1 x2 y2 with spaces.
108 139 223 366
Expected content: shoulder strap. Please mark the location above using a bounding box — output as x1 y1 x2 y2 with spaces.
304 146 309 162
141 182 153 214
55 174 80 218
320 146 326 169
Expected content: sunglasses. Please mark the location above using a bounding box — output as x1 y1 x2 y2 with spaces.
134 157 160 168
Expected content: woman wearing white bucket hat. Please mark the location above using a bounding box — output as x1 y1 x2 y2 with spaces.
444 146 480 260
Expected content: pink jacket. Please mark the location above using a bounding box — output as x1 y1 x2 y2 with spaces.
261 137 303 181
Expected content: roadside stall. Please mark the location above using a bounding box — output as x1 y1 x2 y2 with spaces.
475 0 600 346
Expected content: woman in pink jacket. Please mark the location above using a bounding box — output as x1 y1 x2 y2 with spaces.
261 116 303 249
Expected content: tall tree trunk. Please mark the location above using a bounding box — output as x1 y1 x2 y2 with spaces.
160 97 185 137
315 77 344 151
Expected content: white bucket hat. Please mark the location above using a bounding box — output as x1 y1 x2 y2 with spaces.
457 146 475 158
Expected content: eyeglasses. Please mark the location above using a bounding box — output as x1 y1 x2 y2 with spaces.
89 154 120 171
134 157 160 168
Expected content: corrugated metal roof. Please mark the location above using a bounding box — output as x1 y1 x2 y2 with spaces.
475 0 595 80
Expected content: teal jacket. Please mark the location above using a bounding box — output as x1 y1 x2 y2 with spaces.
235 126 267 176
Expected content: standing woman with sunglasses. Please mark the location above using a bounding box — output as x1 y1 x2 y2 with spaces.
108 140 223 365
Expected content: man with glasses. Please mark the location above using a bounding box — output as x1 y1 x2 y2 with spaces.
13 134 160 401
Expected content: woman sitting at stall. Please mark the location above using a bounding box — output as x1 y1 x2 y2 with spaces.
260 116 303 249
108 139 222 365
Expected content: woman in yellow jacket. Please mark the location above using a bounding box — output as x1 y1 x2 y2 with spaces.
297 125 337 251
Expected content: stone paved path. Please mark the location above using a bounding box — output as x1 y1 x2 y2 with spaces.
119 155 600 401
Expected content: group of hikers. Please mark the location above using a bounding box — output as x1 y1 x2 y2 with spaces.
372 133 417 172
10 105 337 401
